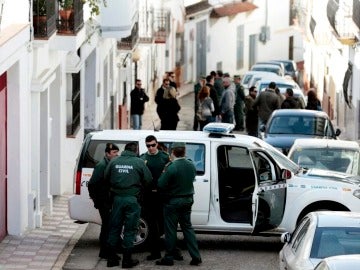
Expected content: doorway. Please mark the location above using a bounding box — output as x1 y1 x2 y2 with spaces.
0 72 7 240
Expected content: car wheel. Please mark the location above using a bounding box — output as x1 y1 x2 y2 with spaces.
120 216 149 248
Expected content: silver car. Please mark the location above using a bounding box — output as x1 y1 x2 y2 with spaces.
314 255 360 270
279 211 360 270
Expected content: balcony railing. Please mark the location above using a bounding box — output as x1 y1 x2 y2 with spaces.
33 0 57 38
56 0 84 35
117 22 139 50
153 9 170 44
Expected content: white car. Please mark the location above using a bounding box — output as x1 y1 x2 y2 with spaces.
69 123 360 248
288 138 360 176
251 63 284 77
279 211 360 270
314 254 360 270
241 71 281 94
255 78 306 108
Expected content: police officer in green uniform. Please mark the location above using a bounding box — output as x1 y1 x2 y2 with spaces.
156 142 202 266
105 142 152 268
140 135 171 260
88 143 119 259
234 75 245 131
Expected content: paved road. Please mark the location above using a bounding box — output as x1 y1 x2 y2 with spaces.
63 91 282 269
63 223 282 270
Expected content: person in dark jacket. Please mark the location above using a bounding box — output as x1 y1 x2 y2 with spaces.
88 143 119 260
105 142 152 268
244 86 258 137
156 142 202 267
130 79 149 130
156 79 181 130
233 75 245 131
281 88 301 109
206 75 220 121
306 89 322 110
140 135 171 261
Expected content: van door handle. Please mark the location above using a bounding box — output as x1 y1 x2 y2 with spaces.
203 179 209 182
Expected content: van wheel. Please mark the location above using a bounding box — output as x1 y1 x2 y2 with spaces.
120 217 149 249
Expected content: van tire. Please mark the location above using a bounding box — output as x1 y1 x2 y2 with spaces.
120 216 150 250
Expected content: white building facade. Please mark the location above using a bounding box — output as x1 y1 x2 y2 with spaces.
0 0 136 239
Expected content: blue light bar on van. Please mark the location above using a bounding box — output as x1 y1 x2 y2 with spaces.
203 123 235 134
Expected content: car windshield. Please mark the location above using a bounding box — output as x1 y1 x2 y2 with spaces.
268 115 331 136
310 227 360 259
289 148 360 175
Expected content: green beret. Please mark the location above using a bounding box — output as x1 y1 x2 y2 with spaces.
234 75 241 79
172 142 186 148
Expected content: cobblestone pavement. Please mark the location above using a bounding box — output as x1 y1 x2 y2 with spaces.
0 195 88 270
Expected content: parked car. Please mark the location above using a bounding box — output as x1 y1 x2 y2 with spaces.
314 255 360 270
288 138 360 176
261 109 341 154
255 77 306 108
69 123 359 249
279 211 360 270
255 61 285 75
250 63 284 76
274 60 298 81
241 70 281 93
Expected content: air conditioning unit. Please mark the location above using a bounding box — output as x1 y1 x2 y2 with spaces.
259 26 270 43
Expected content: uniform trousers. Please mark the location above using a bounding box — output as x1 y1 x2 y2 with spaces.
163 197 201 261
107 195 140 250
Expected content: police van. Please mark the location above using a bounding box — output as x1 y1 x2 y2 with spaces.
69 123 360 247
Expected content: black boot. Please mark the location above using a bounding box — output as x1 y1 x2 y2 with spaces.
107 246 120 267
122 249 139 269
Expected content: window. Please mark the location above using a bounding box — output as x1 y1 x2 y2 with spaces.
236 25 244 69
67 72 81 136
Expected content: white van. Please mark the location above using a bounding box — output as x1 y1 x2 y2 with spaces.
69 123 360 248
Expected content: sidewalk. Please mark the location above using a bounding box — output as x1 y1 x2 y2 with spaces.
0 194 88 270
142 82 194 130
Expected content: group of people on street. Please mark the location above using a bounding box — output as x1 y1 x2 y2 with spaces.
193 70 245 131
192 70 322 137
88 137 202 268
130 72 182 131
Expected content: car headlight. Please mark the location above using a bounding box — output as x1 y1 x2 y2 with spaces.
353 189 360 199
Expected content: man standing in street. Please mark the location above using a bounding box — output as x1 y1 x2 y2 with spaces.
156 142 202 267
105 142 152 268
233 75 245 131
88 143 119 260
244 86 259 137
130 79 149 130
140 135 171 261
220 77 236 124
253 81 281 133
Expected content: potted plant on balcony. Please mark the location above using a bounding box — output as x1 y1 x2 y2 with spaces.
58 0 73 33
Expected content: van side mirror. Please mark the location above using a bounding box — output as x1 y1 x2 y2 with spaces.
281 169 292 180
280 232 291 243
260 124 266 132
335 128 341 137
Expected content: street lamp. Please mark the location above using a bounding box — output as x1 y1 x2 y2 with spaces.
132 48 141 86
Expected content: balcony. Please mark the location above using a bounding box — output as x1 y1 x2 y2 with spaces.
153 9 170 44
33 0 84 38
33 0 57 38
56 0 84 35
117 22 139 51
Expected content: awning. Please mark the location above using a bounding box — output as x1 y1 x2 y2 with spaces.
210 1 257 18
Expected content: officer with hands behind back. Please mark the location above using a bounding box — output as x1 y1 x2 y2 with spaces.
87 143 119 260
140 135 171 261
105 142 152 268
156 142 202 267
